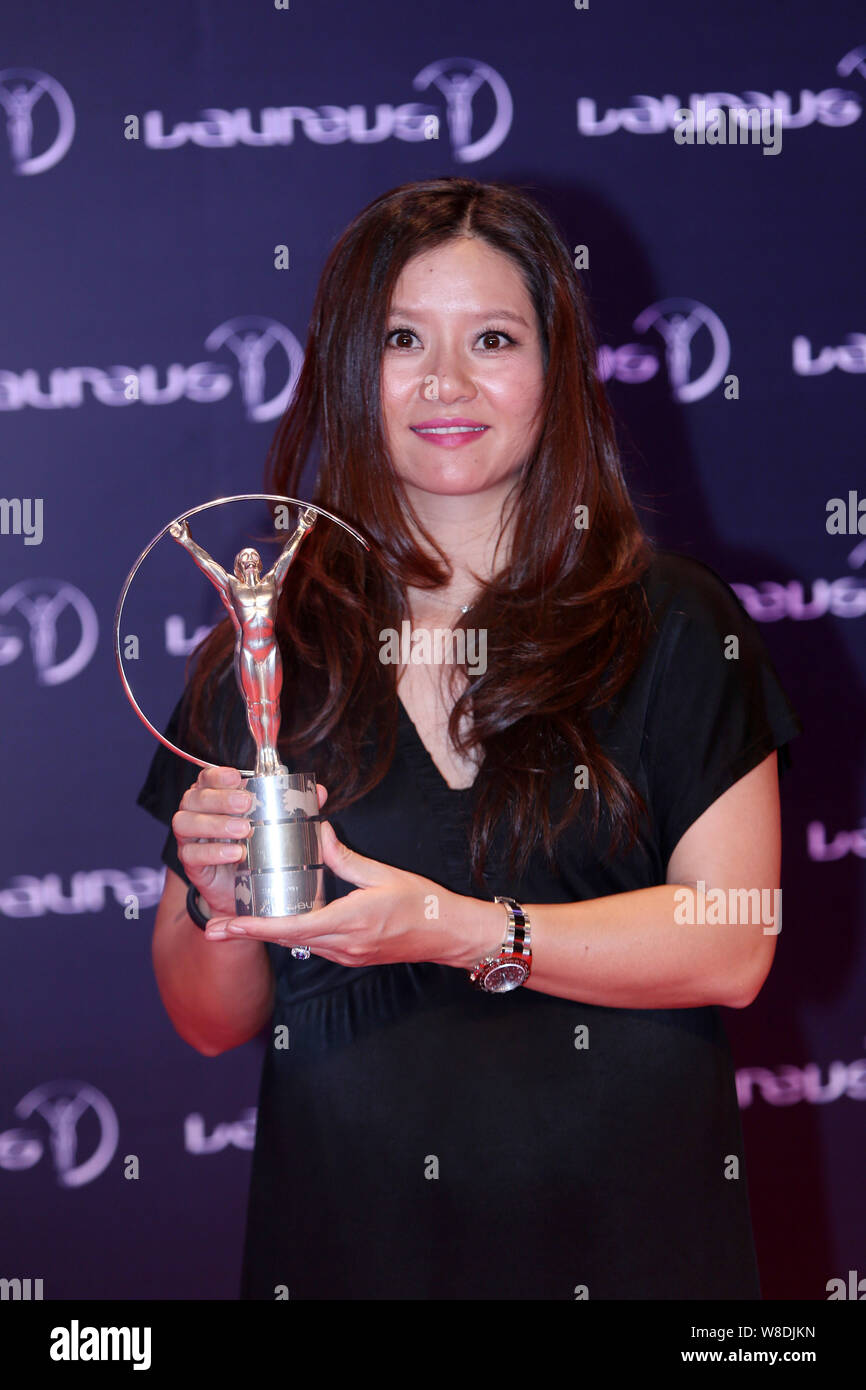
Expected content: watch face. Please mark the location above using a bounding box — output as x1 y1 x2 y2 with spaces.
484 962 527 993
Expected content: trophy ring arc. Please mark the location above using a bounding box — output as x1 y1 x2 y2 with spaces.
115 494 370 960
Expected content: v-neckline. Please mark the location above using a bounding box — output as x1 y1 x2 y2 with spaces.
396 693 479 795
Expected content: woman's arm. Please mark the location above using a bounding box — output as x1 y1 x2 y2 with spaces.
152 866 276 1056
449 751 782 1010
199 753 782 1013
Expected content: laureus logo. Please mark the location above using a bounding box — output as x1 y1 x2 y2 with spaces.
577 46 865 136
0 68 75 175
0 316 304 419
0 579 98 685
413 57 512 162
598 298 731 403
139 57 512 163
204 316 303 422
633 299 730 402
837 45 866 82
0 1082 118 1187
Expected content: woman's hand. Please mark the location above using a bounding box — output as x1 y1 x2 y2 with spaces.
172 766 328 919
201 819 500 971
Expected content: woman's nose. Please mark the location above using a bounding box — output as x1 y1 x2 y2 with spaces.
422 357 474 399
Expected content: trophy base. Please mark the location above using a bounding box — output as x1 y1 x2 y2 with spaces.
234 772 324 956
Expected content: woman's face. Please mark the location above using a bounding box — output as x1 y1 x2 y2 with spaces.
380 236 545 501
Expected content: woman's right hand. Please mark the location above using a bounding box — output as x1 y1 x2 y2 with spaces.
172 766 328 919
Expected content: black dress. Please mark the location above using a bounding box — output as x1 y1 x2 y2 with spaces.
137 550 803 1300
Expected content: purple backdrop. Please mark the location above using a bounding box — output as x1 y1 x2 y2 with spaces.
1 0 863 1301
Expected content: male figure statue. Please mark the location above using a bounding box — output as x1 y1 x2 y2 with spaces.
169 506 317 776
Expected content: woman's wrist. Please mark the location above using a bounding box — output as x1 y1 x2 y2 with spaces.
433 892 506 971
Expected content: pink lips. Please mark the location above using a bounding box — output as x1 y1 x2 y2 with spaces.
410 418 490 448
413 418 487 428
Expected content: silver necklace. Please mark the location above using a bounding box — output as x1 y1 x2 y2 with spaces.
408 590 473 616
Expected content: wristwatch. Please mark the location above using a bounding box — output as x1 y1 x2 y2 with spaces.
469 896 532 993
186 882 212 930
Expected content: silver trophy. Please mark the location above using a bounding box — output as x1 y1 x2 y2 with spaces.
115 494 370 958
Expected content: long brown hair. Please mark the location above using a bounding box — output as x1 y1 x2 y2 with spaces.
182 177 655 888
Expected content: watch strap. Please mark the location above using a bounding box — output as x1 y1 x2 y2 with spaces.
493 895 531 960
469 895 532 989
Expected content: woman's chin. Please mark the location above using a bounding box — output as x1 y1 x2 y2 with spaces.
396 466 519 501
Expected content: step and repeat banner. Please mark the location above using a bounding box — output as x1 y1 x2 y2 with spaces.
1 1 863 1300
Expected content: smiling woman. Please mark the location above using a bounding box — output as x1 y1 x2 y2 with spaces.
136 177 802 1301
381 239 544 500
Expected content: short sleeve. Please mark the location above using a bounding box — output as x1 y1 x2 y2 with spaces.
135 694 202 886
641 554 803 869
136 671 253 885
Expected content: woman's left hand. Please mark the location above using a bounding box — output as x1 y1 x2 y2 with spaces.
202 819 493 971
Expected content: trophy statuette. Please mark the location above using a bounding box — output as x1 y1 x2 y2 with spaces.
114 494 370 960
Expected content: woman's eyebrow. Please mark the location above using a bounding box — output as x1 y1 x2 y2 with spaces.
387 306 530 327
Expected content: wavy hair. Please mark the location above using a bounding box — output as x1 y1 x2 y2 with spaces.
181 177 655 889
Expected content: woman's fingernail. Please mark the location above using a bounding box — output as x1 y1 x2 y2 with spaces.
226 819 250 835
205 928 228 940
219 843 243 859
227 923 247 935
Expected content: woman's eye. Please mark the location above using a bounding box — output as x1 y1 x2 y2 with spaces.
386 329 418 349
478 331 513 350
385 328 515 350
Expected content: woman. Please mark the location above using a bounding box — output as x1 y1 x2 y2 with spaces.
137 177 802 1300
